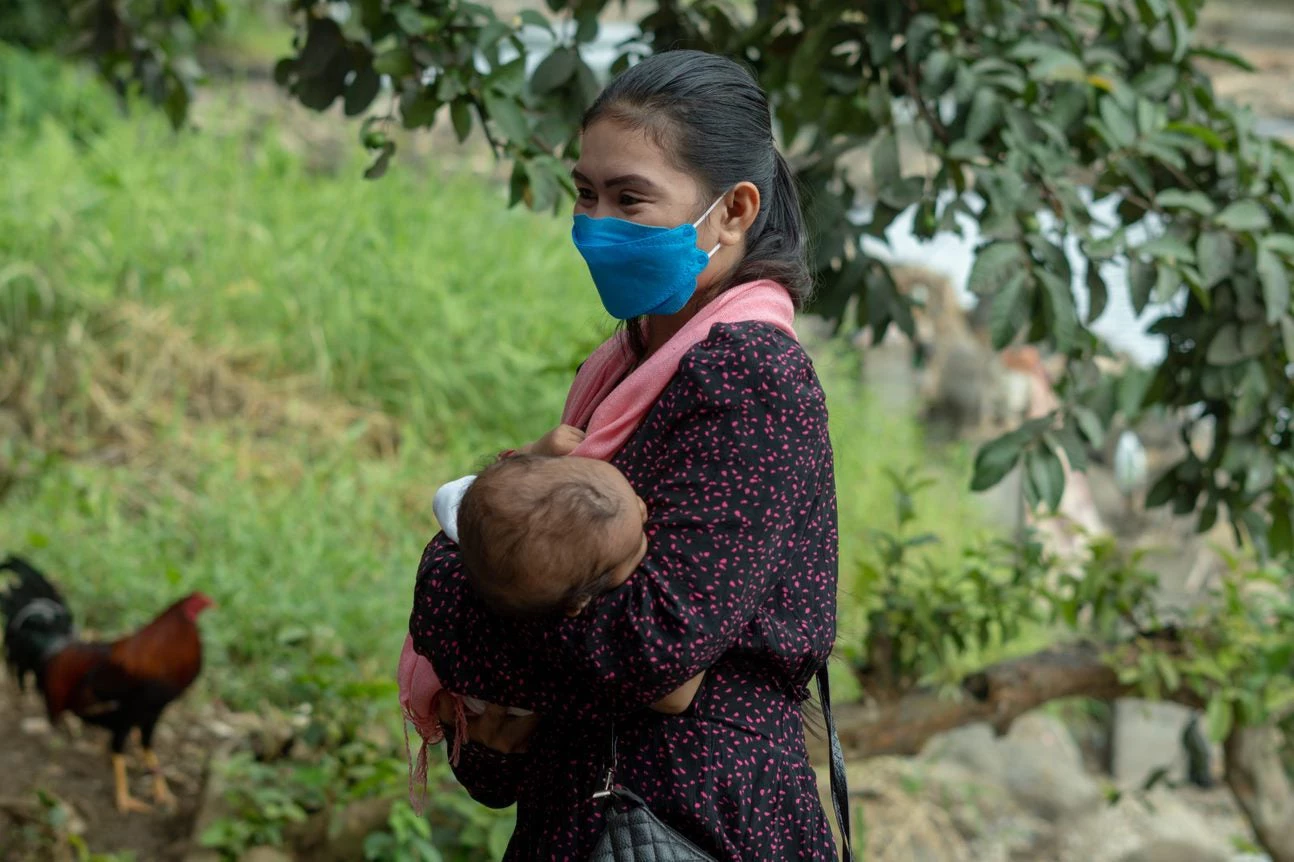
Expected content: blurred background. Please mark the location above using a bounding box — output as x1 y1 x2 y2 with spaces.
1 1 1292 861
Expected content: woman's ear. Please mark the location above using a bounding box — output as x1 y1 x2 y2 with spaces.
715 181 761 247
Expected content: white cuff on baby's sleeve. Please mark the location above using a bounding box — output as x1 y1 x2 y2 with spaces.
432 474 477 545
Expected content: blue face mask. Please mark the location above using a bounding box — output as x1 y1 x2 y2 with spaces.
571 197 724 320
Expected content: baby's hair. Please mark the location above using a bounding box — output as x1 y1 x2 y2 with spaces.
457 454 625 618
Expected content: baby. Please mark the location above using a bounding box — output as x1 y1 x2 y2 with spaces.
404 425 704 764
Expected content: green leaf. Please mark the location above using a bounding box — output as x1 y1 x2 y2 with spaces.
1099 98 1137 148
1257 247 1291 323
450 99 472 142
373 47 414 78
1197 231 1234 289
971 431 1026 492
1206 322 1270 365
530 47 577 94
1145 469 1176 508
1129 258 1157 315
1281 315 1294 362
1140 235 1195 264
1086 263 1108 323
393 4 431 35
1261 234 1294 258
1153 264 1179 303
1215 200 1271 232
1027 446 1067 513
344 63 382 117
518 9 552 30
575 9 599 43
399 87 439 128
1027 47 1085 83
964 88 1002 143
989 270 1030 349
1155 189 1215 216
969 242 1028 296
298 17 345 79
1206 696 1233 741
363 140 395 180
1039 270 1078 351
1163 122 1226 151
1072 405 1105 447
483 90 529 141
871 129 902 193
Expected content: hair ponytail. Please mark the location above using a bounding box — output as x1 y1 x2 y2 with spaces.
728 149 811 305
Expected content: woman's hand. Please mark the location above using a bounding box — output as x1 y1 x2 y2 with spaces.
521 424 586 457
438 697 540 754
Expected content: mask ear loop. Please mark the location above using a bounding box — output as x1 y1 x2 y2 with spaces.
693 194 726 259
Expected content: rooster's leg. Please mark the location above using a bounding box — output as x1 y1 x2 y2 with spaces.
141 749 176 809
112 753 152 814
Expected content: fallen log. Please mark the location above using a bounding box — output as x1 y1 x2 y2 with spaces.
810 638 1293 862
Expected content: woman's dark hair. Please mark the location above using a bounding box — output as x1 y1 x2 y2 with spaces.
582 50 812 357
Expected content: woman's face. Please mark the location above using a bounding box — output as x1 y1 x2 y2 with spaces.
572 118 713 232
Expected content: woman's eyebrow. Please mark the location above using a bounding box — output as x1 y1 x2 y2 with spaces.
571 168 661 192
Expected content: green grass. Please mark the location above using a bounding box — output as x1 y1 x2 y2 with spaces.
0 41 992 715
0 46 1000 858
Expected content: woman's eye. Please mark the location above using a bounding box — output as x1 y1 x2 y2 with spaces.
619 194 642 207
576 187 595 202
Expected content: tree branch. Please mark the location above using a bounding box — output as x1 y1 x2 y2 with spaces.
820 639 1200 760
812 640 1294 862
1224 727 1294 862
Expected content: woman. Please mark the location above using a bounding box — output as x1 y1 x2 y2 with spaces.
410 49 841 860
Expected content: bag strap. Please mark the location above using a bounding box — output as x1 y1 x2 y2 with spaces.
817 664 854 862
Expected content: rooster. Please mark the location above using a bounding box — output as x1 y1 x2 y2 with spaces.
0 554 214 813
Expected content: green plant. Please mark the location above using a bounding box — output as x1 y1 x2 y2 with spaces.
363 801 444 862
0 0 228 127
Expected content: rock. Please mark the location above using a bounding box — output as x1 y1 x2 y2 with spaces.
998 712 1103 820
1054 789 1235 862
1115 839 1231 862
817 758 974 862
919 722 1004 782
1111 700 1195 788
921 714 1102 820
20 716 50 735
920 760 1050 861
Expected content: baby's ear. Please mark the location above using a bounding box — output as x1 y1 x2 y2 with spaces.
564 595 593 617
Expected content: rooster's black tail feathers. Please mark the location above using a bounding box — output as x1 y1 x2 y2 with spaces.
0 555 75 691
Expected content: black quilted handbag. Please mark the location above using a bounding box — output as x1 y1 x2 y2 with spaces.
587 665 854 862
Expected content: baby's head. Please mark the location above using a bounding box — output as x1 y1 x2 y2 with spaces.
456 454 648 619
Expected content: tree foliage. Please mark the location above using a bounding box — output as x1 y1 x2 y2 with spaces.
0 0 227 128
25 2 1294 558
269 0 1292 561
10 1 1294 856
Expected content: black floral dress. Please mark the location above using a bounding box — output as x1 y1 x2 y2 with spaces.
410 321 841 860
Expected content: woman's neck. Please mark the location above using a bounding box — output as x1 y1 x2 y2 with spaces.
642 281 724 357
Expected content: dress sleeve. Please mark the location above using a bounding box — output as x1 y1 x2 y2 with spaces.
410 324 831 719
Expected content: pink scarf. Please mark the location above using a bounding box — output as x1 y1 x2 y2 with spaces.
398 279 797 804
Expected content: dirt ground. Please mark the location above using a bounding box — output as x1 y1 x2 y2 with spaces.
0 686 218 862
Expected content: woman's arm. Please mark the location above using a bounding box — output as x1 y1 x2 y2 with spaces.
411 324 830 718
649 671 706 715
441 734 529 809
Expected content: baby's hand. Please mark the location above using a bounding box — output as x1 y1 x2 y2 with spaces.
524 424 586 457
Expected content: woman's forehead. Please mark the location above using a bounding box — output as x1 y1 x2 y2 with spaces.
576 119 695 190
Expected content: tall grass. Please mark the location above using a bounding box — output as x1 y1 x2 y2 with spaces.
0 48 990 712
